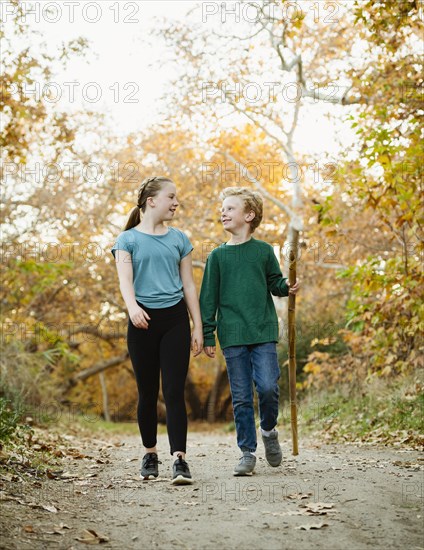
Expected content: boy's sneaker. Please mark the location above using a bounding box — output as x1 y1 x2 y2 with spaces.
140 452 161 480
172 455 193 485
262 430 282 467
233 451 256 476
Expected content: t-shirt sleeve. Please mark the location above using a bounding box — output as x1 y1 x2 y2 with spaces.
111 231 133 258
178 230 194 259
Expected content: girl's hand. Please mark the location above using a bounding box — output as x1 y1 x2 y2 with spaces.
128 305 151 329
204 346 216 358
191 326 203 357
288 279 300 295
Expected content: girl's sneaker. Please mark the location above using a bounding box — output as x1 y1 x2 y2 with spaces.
140 452 161 480
172 455 193 485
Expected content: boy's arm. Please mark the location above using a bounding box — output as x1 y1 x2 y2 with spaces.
199 252 220 347
267 248 289 297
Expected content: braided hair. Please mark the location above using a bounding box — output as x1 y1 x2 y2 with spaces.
124 176 173 231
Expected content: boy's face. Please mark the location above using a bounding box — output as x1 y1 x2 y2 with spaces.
221 196 254 234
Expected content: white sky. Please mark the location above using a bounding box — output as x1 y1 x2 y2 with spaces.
7 1 357 155
21 1 188 134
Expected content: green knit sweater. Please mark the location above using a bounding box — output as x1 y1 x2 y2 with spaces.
199 238 289 349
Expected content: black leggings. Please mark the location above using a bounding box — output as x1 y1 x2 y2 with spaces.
127 298 191 455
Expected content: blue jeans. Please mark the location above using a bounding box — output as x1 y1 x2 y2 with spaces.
223 342 280 452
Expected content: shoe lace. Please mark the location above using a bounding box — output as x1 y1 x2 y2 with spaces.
175 455 189 473
265 439 280 452
144 453 161 469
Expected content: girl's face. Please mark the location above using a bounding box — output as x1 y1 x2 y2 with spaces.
221 196 253 233
149 181 179 221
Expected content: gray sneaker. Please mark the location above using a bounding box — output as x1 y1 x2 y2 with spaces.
140 452 161 480
171 455 193 485
233 451 256 476
262 430 282 467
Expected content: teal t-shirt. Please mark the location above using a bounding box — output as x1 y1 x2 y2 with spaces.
111 226 193 308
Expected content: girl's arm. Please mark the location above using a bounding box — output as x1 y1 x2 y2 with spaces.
180 252 203 356
114 249 150 329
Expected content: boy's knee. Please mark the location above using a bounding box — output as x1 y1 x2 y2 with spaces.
257 386 278 401
233 397 253 409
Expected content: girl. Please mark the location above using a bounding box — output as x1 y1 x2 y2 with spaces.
111 176 203 485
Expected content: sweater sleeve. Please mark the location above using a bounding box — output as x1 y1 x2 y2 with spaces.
266 247 289 297
199 251 220 347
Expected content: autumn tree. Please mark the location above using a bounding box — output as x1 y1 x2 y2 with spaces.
319 0 423 379
154 0 422 389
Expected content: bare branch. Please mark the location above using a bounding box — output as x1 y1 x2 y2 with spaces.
227 99 290 154
72 324 126 340
72 352 129 384
303 261 347 270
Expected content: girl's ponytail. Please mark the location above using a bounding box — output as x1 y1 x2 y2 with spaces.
124 206 141 231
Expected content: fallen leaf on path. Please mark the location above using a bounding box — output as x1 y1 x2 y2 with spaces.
46 469 64 479
3 495 59 513
40 504 59 513
297 522 329 530
301 503 335 515
53 449 65 457
44 529 64 536
75 529 110 544
59 472 78 479
287 492 312 500
0 450 9 461
54 523 71 530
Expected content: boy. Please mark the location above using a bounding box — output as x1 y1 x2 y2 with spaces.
200 187 300 475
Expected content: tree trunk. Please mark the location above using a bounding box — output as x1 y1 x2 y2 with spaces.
185 371 203 419
206 358 224 422
70 353 129 386
99 371 111 422
219 394 233 421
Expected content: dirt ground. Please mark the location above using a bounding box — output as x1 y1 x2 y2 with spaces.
1 428 423 550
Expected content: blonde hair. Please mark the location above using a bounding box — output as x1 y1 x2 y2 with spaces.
220 187 263 233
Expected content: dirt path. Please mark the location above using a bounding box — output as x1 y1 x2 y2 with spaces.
1 430 423 549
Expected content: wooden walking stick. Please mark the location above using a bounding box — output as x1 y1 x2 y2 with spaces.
288 241 299 455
